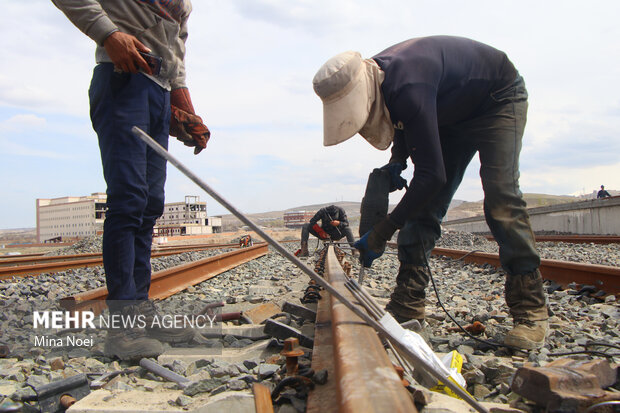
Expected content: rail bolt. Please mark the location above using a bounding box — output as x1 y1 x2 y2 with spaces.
281 337 305 376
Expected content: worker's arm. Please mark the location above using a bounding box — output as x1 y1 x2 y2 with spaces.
168 8 210 154
356 85 446 267
334 208 349 228
387 84 446 228
309 209 330 239
52 0 152 74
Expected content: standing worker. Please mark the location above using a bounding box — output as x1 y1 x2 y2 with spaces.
313 36 548 350
597 185 611 199
298 205 355 257
53 0 210 359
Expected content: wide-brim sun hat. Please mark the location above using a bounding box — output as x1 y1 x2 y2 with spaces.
313 51 370 147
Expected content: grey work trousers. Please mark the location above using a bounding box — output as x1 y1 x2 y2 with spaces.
397 76 540 277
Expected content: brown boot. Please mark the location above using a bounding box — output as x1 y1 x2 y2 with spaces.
137 300 196 344
503 270 549 350
298 241 309 257
104 328 164 361
385 264 430 323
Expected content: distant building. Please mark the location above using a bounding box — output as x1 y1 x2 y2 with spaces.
283 210 315 228
154 195 222 237
36 193 107 242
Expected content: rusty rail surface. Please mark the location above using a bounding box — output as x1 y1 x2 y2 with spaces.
59 243 269 315
307 247 416 413
385 242 619 295
0 243 254 278
485 234 620 244
430 247 620 295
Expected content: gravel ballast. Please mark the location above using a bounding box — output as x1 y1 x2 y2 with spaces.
0 232 618 412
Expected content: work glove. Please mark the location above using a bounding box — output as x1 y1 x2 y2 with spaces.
354 216 398 267
312 224 330 240
170 87 210 155
380 162 408 192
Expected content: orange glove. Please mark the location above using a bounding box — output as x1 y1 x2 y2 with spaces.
170 88 210 154
312 224 330 240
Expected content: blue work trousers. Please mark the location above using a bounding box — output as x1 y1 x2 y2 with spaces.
397 76 540 276
89 63 170 308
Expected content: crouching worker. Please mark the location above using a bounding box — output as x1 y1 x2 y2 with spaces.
297 205 355 257
312 36 548 350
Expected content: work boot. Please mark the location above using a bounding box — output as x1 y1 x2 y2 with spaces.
103 304 163 360
104 328 164 361
385 264 430 323
137 300 196 344
298 241 309 257
503 270 549 350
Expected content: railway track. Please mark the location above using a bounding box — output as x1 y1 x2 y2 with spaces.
386 242 620 296
2 237 618 412
59 243 269 315
0 242 248 279
485 234 620 244
307 246 416 412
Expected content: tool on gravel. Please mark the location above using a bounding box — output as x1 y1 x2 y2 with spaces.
139 358 190 388
88 368 138 389
131 126 489 413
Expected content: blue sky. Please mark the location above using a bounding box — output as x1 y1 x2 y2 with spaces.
1 1 619 229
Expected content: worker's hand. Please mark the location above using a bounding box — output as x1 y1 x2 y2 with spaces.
380 162 408 192
330 220 340 227
103 31 152 74
353 217 398 267
170 88 210 155
312 224 330 240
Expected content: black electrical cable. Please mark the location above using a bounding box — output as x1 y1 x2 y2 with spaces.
547 350 620 359
418 236 528 353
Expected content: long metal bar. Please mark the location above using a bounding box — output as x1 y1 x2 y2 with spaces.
132 126 488 413
59 244 268 315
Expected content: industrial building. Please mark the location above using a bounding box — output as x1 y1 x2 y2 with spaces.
153 195 222 236
36 194 222 242
283 210 316 228
36 193 107 243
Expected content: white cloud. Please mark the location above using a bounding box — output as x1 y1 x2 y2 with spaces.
1 0 620 227
0 113 47 130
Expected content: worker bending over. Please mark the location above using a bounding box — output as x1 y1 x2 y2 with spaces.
313 36 548 350
298 205 355 257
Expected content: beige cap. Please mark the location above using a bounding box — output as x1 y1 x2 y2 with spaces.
313 51 371 147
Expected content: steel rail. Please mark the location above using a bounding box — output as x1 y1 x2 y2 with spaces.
485 234 620 244
59 243 268 315
0 243 249 278
385 242 619 295
307 247 418 413
430 247 620 295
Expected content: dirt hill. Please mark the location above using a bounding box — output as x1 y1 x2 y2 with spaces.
444 193 579 221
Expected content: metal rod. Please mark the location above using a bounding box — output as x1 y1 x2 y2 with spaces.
131 126 488 413
139 358 189 387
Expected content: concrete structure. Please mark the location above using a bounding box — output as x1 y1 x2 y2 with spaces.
36 193 107 242
154 196 222 236
443 196 620 235
283 210 315 228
